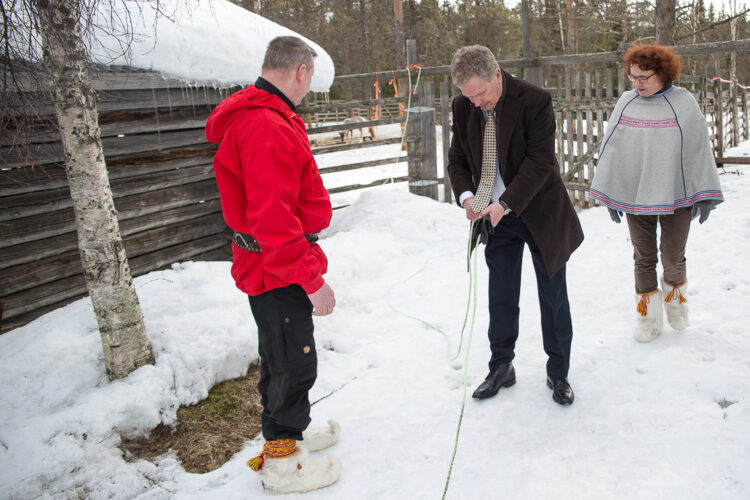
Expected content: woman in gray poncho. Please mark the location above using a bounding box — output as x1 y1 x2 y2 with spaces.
590 44 723 343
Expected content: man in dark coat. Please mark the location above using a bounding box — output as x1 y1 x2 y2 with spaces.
447 45 583 406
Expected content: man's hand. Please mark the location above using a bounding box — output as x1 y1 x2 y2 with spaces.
479 202 506 227
308 282 336 316
463 196 483 221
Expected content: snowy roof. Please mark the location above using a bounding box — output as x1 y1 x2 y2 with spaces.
87 0 335 92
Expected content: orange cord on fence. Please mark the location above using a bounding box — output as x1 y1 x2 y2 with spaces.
390 70 405 149
373 73 381 120
407 64 423 93
389 65 424 151
711 76 750 89
389 71 400 99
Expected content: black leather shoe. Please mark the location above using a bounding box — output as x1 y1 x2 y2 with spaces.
546 377 574 406
472 363 516 400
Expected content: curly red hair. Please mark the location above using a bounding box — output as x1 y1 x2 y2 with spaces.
624 44 682 85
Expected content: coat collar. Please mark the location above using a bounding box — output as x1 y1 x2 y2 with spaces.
467 69 522 174
496 70 522 155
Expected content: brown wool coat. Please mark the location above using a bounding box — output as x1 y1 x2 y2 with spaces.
447 70 584 277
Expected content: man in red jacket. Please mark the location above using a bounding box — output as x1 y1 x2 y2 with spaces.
206 36 340 494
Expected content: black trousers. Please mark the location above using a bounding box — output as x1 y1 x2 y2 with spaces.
249 285 318 441
484 214 573 380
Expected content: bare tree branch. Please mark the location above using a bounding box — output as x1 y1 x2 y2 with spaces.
676 7 750 41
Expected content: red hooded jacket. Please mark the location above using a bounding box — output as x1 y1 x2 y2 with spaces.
205 85 331 296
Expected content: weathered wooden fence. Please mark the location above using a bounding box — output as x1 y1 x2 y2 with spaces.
546 59 750 208
323 39 750 209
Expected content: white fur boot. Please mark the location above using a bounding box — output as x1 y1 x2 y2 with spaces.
257 445 341 495
634 289 663 342
662 278 690 331
300 419 341 452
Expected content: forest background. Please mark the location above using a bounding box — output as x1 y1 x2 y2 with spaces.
235 0 750 97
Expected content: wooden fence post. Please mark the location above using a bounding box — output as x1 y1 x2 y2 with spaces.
440 80 453 204
714 61 724 158
700 64 708 117
731 79 740 148
617 41 626 97
406 80 438 200
744 87 749 142
584 71 593 208
554 75 563 174
524 51 543 86
565 73 573 186
402 39 438 200
576 72 584 206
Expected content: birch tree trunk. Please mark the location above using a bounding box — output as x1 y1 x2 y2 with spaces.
35 0 154 380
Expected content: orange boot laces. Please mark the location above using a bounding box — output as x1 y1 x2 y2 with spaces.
247 439 297 471
664 283 687 304
637 289 660 317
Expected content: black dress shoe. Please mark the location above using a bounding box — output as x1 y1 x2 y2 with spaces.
546 377 574 406
472 363 516 400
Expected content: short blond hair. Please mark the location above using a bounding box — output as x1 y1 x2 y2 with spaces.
262 36 317 72
451 45 499 86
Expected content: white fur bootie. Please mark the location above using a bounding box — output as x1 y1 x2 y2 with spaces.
662 278 690 331
634 289 663 342
301 419 341 452
249 440 341 495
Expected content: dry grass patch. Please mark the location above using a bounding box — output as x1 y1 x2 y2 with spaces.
120 364 262 473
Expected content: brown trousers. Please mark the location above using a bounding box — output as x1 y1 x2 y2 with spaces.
626 207 692 294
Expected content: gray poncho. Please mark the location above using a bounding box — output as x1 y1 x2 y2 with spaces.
590 85 723 214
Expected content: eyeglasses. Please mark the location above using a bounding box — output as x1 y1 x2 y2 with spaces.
627 72 656 84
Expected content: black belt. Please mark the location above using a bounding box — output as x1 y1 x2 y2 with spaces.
232 231 319 252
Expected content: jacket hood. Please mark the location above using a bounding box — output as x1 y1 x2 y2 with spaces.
205 85 294 143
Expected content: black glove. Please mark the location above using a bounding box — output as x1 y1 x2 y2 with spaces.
467 217 494 270
608 207 623 224
691 201 713 224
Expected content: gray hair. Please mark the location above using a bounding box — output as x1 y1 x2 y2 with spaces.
450 45 499 86
262 36 317 72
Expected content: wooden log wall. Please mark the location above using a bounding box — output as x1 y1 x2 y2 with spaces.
0 71 243 332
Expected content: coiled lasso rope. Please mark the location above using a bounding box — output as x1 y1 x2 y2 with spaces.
382 216 482 498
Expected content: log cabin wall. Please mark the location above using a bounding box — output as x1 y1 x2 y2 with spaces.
1 70 241 332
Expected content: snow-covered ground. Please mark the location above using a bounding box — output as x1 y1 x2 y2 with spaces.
1 140 749 499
